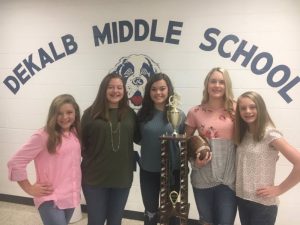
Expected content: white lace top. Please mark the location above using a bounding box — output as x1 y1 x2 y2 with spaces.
236 127 282 205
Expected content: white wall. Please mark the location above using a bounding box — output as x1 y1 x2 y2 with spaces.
1 0 300 224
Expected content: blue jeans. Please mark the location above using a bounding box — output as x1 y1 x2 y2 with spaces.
193 184 237 225
82 184 130 225
237 197 278 225
38 201 74 225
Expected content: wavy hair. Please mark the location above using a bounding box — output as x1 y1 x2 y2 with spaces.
234 91 275 144
45 94 81 154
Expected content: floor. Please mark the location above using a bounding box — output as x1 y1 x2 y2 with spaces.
0 201 143 225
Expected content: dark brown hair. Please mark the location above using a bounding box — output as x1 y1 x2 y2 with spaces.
137 73 174 123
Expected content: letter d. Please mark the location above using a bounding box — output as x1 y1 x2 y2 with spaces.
3 76 20 94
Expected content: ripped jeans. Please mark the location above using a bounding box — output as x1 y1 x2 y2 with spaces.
140 168 180 225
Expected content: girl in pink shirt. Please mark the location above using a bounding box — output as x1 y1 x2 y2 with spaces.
7 94 82 225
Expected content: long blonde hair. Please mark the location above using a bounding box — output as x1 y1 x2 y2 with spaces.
202 67 235 118
45 94 81 154
234 91 275 144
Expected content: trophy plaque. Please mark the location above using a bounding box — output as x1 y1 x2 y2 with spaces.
159 93 190 225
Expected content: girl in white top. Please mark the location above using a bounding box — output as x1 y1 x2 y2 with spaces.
235 91 300 225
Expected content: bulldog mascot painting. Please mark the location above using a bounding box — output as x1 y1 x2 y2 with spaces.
111 54 161 110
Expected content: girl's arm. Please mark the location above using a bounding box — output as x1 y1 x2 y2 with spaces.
8 130 53 197
18 180 53 197
185 125 196 137
8 132 44 181
256 138 300 197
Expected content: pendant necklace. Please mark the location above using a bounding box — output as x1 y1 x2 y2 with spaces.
109 121 120 152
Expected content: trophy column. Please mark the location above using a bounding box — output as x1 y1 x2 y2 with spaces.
159 135 190 225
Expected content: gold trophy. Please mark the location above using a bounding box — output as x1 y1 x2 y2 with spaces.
160 93 189 225
167 93 182 136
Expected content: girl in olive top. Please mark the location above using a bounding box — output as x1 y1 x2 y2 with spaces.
81 73 140 225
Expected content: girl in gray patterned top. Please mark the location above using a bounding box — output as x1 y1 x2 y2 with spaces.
235 91 300 225
185 67 237 225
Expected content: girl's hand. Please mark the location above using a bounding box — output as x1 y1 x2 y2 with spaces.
31 183 53 197
194 151 212 168
256 186 281 198
18 180 54 197
28 183 54 197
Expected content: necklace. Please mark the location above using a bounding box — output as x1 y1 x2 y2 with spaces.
109 121 120 152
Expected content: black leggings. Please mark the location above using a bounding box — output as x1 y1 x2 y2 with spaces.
140 168 180 225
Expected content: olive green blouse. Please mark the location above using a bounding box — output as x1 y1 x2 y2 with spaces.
81 107 139 188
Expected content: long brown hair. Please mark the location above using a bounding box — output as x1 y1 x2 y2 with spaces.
234 91 275 144
88 73 129 121
45 94 81 154
202 67 235 118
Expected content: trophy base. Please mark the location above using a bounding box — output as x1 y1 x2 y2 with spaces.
159 134 189 225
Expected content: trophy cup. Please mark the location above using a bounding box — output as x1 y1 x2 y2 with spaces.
167 93 182 136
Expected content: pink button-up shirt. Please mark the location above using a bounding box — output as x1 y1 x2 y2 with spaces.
8 129 81 209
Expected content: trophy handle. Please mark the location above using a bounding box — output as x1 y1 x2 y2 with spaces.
169 191 179 208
